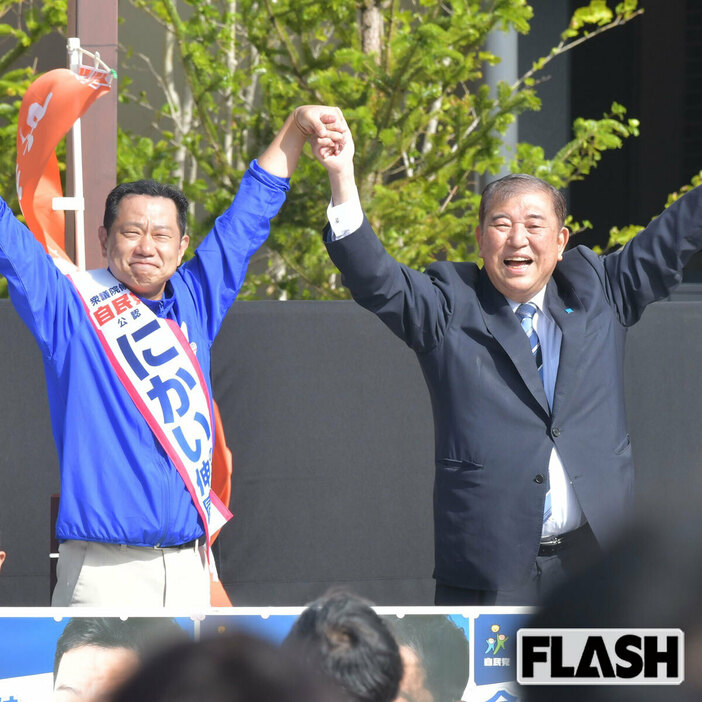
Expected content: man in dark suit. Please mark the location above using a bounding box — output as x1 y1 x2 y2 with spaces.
310 120 702 606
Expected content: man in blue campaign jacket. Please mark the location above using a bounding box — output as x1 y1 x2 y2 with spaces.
0 105 347 607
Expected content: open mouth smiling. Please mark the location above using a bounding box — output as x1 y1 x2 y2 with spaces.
504 257 533 270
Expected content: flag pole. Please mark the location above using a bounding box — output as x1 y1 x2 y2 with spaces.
67 37 85 270
52 38 114 270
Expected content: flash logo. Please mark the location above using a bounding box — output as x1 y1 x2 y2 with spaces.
517 629 683 685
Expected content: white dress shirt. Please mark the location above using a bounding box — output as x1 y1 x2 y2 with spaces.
505 291 585 538
327 194 585 538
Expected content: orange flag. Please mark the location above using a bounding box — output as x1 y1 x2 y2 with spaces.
211 401 233 527
210 401 234 606
16 67 110 265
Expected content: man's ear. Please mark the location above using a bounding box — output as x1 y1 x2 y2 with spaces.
475 225 484 259
177 234 190 265
557 226 570 260
0 551 6 572
98 226 109 257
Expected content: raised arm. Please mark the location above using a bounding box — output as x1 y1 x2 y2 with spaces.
0 198 82 361
258 105 347 178
601 185 702 326
180 105 348 339
310 119 454 353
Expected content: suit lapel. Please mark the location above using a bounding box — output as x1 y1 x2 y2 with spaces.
477 269 550 418
545 276 586 418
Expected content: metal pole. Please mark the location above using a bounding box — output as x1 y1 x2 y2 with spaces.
484 27 519 183
67 37 86 270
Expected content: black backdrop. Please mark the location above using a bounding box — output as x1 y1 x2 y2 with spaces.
1 297 701 606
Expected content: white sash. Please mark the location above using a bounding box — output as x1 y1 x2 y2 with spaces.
69 268 232 551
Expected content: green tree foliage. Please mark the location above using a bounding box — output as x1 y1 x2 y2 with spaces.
120 0 646 299
0 0 66 295
0 0 66 213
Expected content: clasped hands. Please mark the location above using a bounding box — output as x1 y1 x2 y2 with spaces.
293 105 354 171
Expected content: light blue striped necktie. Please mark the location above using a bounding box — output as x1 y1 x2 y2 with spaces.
515 302 551 523
515 302 543 383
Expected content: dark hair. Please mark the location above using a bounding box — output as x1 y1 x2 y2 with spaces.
111 631 344 702
103 180 189 237
479 173 567 229
283 591 403 702
54 617 185 683
388 615 469 702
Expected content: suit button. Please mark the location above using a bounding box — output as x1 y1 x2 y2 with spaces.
551 427 561 437
534 474 545 484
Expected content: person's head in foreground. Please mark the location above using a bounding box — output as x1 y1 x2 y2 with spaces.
53 617 184 702
283 589 403 702
110 630 344 702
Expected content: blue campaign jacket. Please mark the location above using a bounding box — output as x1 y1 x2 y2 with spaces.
0 161 288 547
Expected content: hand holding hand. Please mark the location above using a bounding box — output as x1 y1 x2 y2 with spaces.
293 105 347 156
309 113 355 175
258 105 347 178
309 109 357 206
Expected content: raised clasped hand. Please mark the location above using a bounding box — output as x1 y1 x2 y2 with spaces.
309 113 355 174
293 105 347 158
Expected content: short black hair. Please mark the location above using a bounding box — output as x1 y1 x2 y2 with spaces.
103 180 189 238
53 617 185 683
283 590 403 702
479 173 567 229
111 631 344 702
388 615 469 702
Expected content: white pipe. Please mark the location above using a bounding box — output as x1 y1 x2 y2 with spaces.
67 37 86 270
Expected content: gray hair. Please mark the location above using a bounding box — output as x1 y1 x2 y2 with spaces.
479 174 567 228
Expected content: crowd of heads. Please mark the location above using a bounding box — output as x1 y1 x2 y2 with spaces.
48 593 470 702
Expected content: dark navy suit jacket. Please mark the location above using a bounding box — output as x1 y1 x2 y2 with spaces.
325 187 702 591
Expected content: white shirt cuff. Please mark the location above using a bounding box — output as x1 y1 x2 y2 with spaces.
326 191 363 240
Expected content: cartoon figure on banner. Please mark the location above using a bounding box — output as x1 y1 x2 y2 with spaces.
484 625 511 668
494 632 509 655
19 92 53 156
